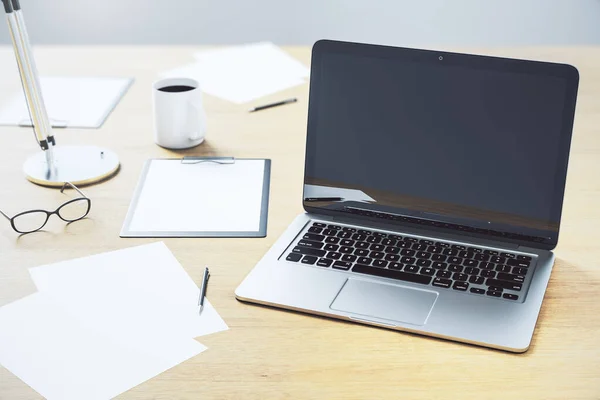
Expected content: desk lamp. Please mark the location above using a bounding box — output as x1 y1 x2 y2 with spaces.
2 0 119 187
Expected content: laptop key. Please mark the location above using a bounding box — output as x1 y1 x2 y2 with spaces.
480 270 496 278
370 244 385 251
401 249 416 257
366 236 381 244
327 252 342 260
328 224 342 230
370 251 385 259
304 233 325 242
517 255 532 261
372 232 387 237
458 251 473 259
352 234 367 241
503 293 519 300
355 242 370 249
432 262 447 270
373 260 388 268
452 244 466 250
452 281 469 291
340 239 355 246
453 273 468 281
486 278 522 291
357 257 372 265
420 267 435 276
501 252 516 259
506 258 530 268
486 290 502 297
381 238 396 246
312 222 327 228
483 250 499 255
412 243 427 251
448 264 463 273
436 270 452 279
474 253 490 261
496 264 511 273
470 288 485 294
405 265 419 274
496 272 525 283
385 246 400 254
463 259 478 267
339 246 354 254
468 247 483 254
432 278 452 288
398 241 412 248
436 242 450 248
490 256 506 264
420 239 434 245
385 254 400 262
354 248 369 257
337 231 352 239
286 253 302 262
301 256 318 265
416 251 430 259
464 267 479 275
325 237 340 244
404 237 419 243
332 261 353 270
298 239 324 249
431 254 446 262
448 256 462 264
308 226 323 234
357 229 371 235
388 234 403 241
341 254 357 262
428 246 443 254
488 286 504 292
352 264 432 285
480 262 495 270
324 244 339 252
316 258 333 267
512 267 527 275
469 275 485 285
342 227 357 232
400 256 416 264
416 259 431 267
322 229 337 236
293 246 326 257
389 262 404 270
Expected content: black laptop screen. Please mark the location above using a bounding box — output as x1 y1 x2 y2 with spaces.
304 41 579 248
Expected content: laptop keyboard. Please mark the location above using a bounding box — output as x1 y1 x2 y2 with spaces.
284 222 535 302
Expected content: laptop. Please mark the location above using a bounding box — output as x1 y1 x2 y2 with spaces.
235 40 579 352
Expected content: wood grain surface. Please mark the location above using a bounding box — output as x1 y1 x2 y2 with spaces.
0 46 599 400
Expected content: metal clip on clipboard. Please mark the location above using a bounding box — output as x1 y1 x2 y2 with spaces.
181 156 236 165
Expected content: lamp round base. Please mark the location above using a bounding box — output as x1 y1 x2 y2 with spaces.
23 145 120 187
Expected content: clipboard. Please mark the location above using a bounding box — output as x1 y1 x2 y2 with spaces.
120 157 271 238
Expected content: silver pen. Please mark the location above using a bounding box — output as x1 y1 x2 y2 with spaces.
198 267 210 315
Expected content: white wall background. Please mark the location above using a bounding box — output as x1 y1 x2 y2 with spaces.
1 0 599 46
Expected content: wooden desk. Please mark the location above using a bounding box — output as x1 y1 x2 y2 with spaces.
1 46 599 400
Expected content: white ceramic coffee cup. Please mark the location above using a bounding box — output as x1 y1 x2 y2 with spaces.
152 77 207 149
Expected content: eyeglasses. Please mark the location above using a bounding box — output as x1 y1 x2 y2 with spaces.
0 182 91 234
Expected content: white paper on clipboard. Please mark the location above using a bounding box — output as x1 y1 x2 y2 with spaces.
121 158 270 237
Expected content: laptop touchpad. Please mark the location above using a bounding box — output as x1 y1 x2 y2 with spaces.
330 278 438 326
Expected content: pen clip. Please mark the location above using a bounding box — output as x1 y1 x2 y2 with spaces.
182 156 235 165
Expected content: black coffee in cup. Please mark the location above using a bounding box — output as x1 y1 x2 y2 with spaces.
158 85 195 93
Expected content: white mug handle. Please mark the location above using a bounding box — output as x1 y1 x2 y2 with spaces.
188 98 206 141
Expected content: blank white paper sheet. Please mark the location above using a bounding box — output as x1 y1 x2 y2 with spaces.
0 292 206 400
161 42 309 104
29 242 229 342
121 159 271 237
0 76 133 128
